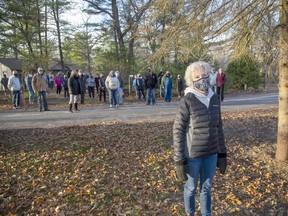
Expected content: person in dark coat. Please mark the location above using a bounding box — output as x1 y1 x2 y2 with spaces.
158 69 164 98
78 70 86 104
173 61 227 216
95 74 100 95
1 73 9 96
98 74 106 102
176 74 184 98
68 70 81 112
136 74 145 101
62 75 69 99
145 67 158 105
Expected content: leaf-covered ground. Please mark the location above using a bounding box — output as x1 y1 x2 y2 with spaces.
0 106 287 215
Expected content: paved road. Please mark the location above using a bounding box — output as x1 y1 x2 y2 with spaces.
0 92 278 130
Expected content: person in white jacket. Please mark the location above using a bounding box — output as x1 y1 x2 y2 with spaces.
105 71 119 107
8 70 21 109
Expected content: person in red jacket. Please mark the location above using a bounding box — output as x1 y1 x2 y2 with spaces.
216 68 226 102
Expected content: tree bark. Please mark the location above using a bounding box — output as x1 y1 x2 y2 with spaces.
112 0 126 64
45 0 48 70
276 0 288 161
52 0 65 74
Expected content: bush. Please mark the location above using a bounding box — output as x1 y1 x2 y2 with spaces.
226 54 261 89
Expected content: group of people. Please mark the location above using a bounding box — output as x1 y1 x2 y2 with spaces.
2 61 228 215
2 64 227 112
132 68 185 105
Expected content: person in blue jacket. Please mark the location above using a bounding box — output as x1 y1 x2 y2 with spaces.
132 75 138 98
164 71 173 102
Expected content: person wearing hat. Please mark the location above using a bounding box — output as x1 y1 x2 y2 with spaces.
32 67 50 112
173 61 227 216
8 70 21 109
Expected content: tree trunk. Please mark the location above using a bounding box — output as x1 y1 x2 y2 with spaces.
112 0 126 64
45 0 48 69
276 0 288 161
37 0 43 56
53 0 65 74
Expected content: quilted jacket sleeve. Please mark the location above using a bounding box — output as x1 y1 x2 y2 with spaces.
173 98 190 163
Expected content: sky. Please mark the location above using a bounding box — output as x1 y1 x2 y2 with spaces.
62 0 102 26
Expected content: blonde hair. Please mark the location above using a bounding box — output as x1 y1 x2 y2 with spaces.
184 61 211 87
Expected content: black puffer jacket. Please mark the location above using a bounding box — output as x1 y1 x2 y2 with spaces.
68 76 81 95
173 92 226 163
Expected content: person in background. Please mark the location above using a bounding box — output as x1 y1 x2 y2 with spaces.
86 73 96 99
95 73 100 95
173 61 227 216
116 71 124 105
32 67 50 112
62 75 69 99
1 73 9 96
216 68 227 102
54 72 63 96
133 74 138 98
209 68 217 93
136 73 145 101
158 69 164 98
25 71 34 105
145 67 158 105
22 72 27 90
163 71 173 102
68 70 81 113
48 71 54 90
105 71 119 108
99 74 106 103
78 70 86 104
176 74 184 98
8 70 21 109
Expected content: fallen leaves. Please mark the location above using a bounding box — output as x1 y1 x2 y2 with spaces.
0 106 287 215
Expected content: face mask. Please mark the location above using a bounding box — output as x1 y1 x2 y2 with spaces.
193 76 210 93
39 70 43 75
29 74 33 77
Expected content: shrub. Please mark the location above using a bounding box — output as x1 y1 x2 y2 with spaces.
226 54 261 89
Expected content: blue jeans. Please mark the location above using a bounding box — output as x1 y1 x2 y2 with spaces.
184 154 217 216
146 87 156 105
164 87 172 102
37 91 48 111
109 89 117 105
12 90 20 107
28 89 34 104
